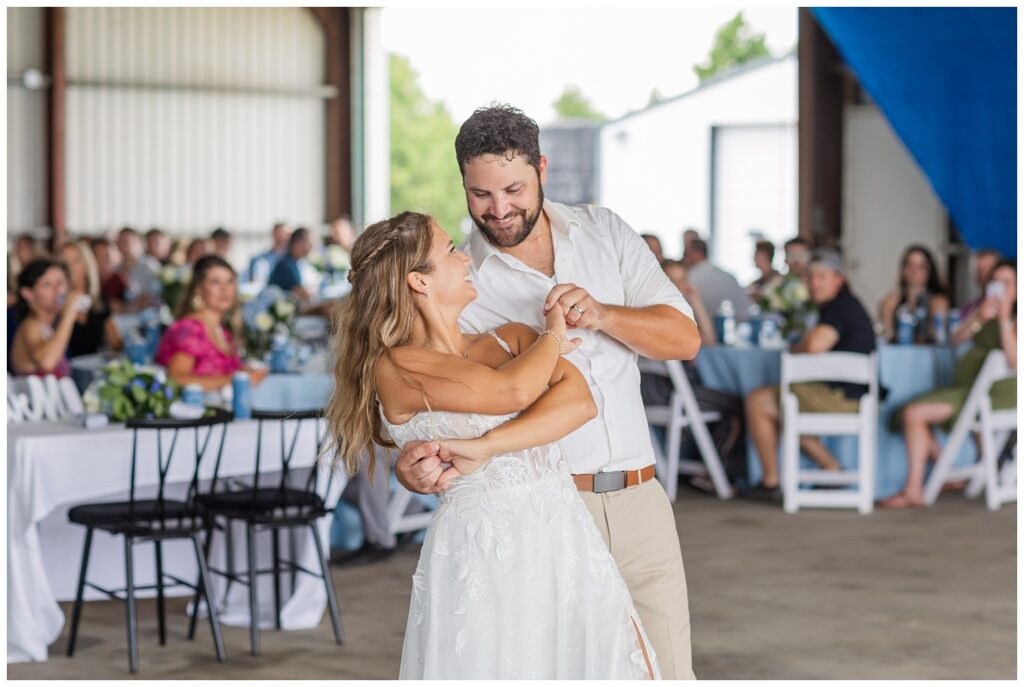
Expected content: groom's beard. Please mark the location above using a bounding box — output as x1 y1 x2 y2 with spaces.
470 186 544 249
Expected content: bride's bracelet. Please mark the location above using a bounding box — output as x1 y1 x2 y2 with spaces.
538 329 565 354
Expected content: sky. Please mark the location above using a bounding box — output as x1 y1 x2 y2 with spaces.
380 7 798 125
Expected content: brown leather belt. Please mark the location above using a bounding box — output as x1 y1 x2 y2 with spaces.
572 465 657 494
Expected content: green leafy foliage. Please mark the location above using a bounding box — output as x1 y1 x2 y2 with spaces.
390 53 468 242
552 84 605 121
91 359 181 422
693 11 771 82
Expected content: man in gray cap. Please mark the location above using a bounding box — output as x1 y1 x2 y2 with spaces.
745 248 876 501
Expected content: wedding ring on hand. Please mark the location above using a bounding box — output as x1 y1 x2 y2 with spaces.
571 305 587 315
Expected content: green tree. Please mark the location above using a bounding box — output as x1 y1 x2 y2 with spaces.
693 12 771 82
552 84 605 121
390 53 467 241
648 87 665 106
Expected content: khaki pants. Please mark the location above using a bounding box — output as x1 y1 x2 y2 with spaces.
578 477 696 680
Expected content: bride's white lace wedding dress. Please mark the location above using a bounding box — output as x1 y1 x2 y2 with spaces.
381 333 660 680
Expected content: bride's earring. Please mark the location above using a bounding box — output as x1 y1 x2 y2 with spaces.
192 294 204 311
425 287 431 297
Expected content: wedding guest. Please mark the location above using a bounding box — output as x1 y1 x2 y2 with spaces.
955 247 1001 325
783 237 811 280
641 234 665 264
92 236 126 307
333 445 401 566
247 222 291 284
662 260 715 344
684 237 752 320
747 240 782 300
15 232 40 269
878 244 950 342
60 241 122 357
268 226 314 301
115 227 162 311
326 215 356 252
210 227 233 262
144 228 171 268
882 260 1016 508
156 255 266 391
167 237 190 267
185 238 210 269
746 249 876 502
681 228 701 265
9 258 83 378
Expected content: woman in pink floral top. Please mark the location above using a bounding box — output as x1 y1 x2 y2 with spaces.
156 255 266 391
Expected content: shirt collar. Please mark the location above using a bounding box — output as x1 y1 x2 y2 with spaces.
468 199 580 272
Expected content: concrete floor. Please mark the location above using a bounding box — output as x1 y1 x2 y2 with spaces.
8 489 1016 680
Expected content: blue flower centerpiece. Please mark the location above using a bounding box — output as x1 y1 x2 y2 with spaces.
83 359 181 422
242 286 297 360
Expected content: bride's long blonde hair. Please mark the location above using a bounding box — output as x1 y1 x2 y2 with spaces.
326 211 436 478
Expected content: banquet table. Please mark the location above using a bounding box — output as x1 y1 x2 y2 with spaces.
7 375 340 663
692 341 979 497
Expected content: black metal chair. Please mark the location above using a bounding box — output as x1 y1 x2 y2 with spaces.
187 409 343 655
66 410 231 674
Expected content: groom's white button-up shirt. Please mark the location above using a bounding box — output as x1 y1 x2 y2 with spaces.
459 200 696 474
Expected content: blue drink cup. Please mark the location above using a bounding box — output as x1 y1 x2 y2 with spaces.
126 338 148 365
232 371 252 420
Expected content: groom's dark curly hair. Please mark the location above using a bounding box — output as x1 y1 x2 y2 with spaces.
454 103 542 176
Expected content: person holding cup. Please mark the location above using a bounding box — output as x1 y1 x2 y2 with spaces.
9 258 87 378
882 259 1017 508
60 240 123 357
155 255 267 391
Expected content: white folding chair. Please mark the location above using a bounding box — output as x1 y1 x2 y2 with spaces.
639 358 733 501
780 351 878 514
386 486 434 536
923 350 1017 511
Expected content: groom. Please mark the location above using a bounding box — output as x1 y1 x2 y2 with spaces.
395 104 701 679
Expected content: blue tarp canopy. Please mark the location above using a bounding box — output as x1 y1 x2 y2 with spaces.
813 7 1017 258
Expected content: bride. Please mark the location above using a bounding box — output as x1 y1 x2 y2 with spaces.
326 211 659 680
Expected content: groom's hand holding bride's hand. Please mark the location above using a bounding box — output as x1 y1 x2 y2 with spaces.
543 297 584 353
438 438 494 477
394 440 461 495
545 283 607 332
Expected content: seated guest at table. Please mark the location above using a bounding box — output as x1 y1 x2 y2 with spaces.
60 240 122 357
641 233 666 264
878 244 950 343
9 258 84 378
185 238 210 270
8 233 41 307
156 255 266 391
681 228 701 266
92 235 126 309
747 240 782 301
326 215 357 252
955 247 1001 328
269 226 314 302
684 237 752 320
881 260 1017 508
334 445 402 566
115 227 162 311
210 226 233 263
662 260 716 344
746 249 876 502
248 221 291 284
783 237 811 280
144 228 171 269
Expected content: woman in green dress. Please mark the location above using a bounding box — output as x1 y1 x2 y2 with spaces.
880 260 1017 508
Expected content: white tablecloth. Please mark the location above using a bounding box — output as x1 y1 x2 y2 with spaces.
7 417 345 663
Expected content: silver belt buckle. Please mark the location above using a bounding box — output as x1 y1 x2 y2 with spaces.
593 471 625 494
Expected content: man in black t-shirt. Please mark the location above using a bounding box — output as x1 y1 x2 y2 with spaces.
746 249 877 502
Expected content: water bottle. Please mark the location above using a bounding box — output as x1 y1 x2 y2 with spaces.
125 335 149 365
141 308 162 360
182 383 205 408
715 300 736 346
932 311 947 345
747 304 762 346
895 304 917 345
232 371 252 420
269 334 290 373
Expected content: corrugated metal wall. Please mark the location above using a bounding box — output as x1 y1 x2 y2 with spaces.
64 7 326 256
8 8 330 264
7 8 49 233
